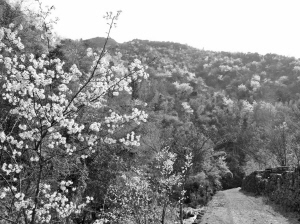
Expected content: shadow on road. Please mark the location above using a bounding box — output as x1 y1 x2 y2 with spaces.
239 188 300 224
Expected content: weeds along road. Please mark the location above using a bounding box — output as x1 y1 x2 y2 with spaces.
200 188 300 224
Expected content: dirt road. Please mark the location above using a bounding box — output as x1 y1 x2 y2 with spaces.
200 188 300 224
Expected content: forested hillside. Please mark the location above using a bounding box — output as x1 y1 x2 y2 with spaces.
1 0 300 224
83 37 300 187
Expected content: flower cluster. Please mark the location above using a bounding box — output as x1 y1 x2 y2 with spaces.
155 148 181 189
238 84 247 91
250 74 261 91
128 59 149 80
240 100 254 123
182 102 194 114
0 25 24 51
173 82 193 93
119 131 141 146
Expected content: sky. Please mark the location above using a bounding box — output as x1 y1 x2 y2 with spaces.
38 0 300 58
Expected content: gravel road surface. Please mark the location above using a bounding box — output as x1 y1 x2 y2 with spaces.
200 188 300 224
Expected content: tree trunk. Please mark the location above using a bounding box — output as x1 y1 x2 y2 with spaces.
179 203 183 224
161 200 167 224
131 79 139 100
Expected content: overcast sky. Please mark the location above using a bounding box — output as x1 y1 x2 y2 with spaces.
40 0 300 58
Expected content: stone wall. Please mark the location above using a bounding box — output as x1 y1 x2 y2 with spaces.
242 167 300 213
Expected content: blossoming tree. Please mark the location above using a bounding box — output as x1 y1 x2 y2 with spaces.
0 3 149 224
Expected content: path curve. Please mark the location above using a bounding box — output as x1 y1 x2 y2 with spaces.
200 188 299 224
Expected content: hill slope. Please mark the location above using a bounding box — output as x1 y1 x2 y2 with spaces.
116 39 300 103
